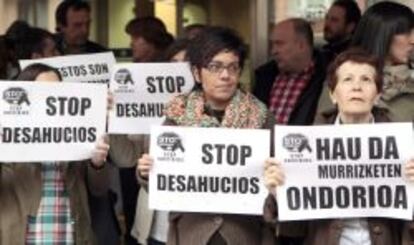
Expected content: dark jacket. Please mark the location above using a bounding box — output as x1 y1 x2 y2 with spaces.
253 50 327 125
54 34 107 55
320 38 351 65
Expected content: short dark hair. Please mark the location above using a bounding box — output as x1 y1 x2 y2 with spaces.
183 24 206 39
125 16 174 51
4 20 31 60
17 63 62 81
290 18 314 47
55 0 91 29
332 0 361 25
351 1 414 60
20 28 55 59
327 47 383 92
186 26 247 70
162 38 190 61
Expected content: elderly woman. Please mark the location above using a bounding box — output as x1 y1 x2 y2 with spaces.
137 27 274 245
0 64 110 244
264 48 414 245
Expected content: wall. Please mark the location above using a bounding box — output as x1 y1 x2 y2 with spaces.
183 2 207 26
0 0 18 34
108 0 135 48
208 0 250 43
155 0 177 36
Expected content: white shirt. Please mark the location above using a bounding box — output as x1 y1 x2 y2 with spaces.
150 211 169 242
335 116 372 245
339 219 371 245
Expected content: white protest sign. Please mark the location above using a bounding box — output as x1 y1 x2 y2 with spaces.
274 123 414 221
19 52 116 84
108 63 194 134
0 81 107 162
149 126 269 215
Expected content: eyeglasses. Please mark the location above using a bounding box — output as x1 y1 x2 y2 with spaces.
204 62 241 75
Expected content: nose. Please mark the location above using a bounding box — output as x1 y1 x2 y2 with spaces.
219 67 231 78
351 80 363 90
409 31 414 44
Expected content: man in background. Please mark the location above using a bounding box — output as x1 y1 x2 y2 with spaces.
254 18 327 126
322 0 361 63
54 0 107 55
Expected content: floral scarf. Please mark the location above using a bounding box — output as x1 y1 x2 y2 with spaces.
164 89 268 128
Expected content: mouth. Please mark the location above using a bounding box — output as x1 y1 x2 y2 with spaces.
215 84 234 91
349 97 364 102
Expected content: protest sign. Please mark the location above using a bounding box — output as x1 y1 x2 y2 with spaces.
149 126 269 214
19 52 116 84
274 123 414 221
108 63 194 134
0 81 107 162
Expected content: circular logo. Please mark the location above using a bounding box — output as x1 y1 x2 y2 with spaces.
3 87 30 105
157 132 185 152
114 69 134 85
283 133 311 153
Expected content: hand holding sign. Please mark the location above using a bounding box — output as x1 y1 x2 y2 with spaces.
91 134 110 168
264 158 285 196
405 158 414 182
137 153 153 179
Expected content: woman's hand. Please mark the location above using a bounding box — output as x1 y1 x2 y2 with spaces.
137 153 154 179
91 134 110 168
405 158 414 182
264 158 285 196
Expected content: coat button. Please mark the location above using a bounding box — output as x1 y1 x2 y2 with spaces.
213 216 222 225
373 226 382 234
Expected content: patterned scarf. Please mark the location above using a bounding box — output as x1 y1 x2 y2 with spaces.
165 89 268 128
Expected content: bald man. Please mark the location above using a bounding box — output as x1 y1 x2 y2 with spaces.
254 18 328 125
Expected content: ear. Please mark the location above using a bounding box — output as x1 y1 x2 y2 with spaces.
192 66 201 84
374 93 382 105
31 53 42 59
345 22 356 35
328 90 337 105
296 37 305 50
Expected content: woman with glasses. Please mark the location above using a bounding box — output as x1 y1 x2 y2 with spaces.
137 27 275 245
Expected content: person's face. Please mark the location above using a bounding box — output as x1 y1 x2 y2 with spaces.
61 8 91 46
32 37 60 59
193 51 240 110
35 71 60 82
170 50 186 62
130 35 157 62
270 22 302 73
330 61 379 120
388 29 414 65
323 6 350 43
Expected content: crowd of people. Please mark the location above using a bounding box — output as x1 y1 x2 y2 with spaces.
1 0 414 244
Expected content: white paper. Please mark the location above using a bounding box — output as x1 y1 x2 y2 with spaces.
274 123 414 221
149 126 270 215
19 52 116 84
0 81 107 162
108 63 195 134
